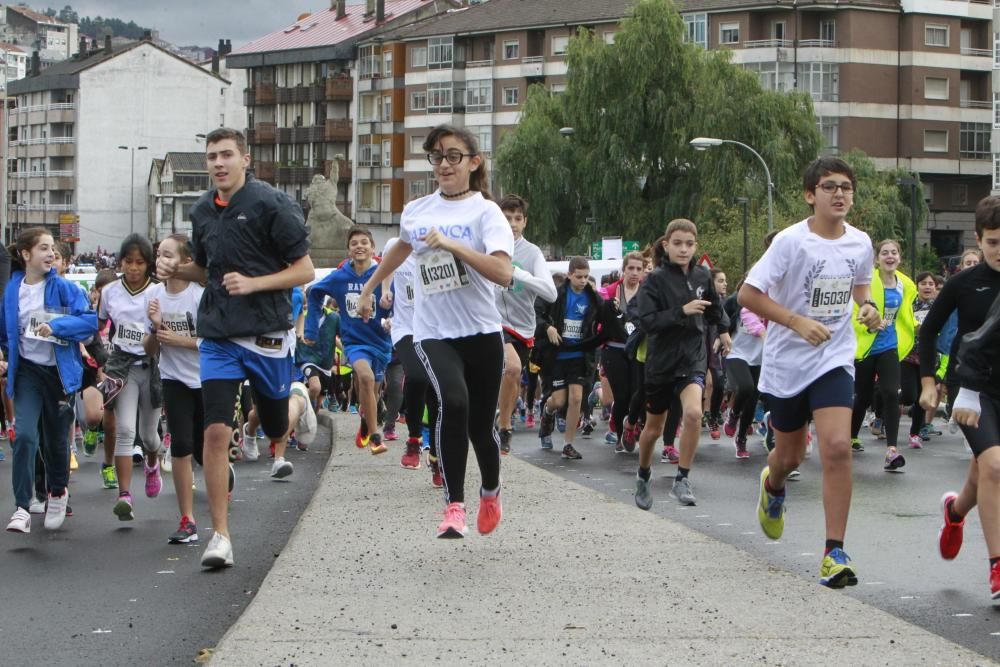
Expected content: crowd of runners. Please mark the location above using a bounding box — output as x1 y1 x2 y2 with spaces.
0 126 998 602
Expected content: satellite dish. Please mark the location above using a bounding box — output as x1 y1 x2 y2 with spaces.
297 12 312 21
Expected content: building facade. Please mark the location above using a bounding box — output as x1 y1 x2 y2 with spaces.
2 5 78 64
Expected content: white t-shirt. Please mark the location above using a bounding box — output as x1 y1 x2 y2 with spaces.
746 218 873 398
99 278 156 356
146 282 203 389
727 309 765 367
384 237 417 346
18 279 58 366
399 191 514 342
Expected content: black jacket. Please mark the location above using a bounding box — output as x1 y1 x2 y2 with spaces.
189 175 311 339
534 282 610 367
636 259 728 384
955 291 1000 401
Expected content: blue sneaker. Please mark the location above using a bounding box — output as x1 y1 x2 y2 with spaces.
820 548 858 588
348 405 359 415
604 431 618 445
556 416 566 433
539 434 553 450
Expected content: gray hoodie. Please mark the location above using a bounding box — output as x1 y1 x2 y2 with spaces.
495 236 558 339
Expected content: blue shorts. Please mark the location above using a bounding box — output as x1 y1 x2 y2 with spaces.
345 345 389 382
199 338 293 400
762 367 854 433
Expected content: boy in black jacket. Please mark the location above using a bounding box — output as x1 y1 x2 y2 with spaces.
535 257 610 460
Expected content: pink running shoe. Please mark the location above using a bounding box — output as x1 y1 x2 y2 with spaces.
144 461 162 498
661 445 680 464
908 434 923 449
477 492 502 535
401 439 421 469
723 415 738 438
525 414 535 428
437 502 467 539
384 426 399 442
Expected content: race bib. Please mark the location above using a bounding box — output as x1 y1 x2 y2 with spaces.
115 321 146 346
882 305 899 327
807 277 853 318
563 318 584 340
418 250 469 294
914 309 929 326
25 310 68 346
160 312 195 337
346 292 376 319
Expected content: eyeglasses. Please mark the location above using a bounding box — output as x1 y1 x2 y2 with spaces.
426 150 475 166
816 181 854 195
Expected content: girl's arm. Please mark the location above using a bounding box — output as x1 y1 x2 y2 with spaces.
48 281 98 342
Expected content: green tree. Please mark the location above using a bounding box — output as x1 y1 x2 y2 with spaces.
495 0 823 254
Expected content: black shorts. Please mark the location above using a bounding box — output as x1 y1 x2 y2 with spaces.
202 379 289 439
503 330 531 368
645 375 705 415
162 380 205 464
763 367 854 433
82 360 99 390
956 391 1000 458
550 356 588 390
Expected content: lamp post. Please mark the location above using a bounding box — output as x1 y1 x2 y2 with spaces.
118 145 148 235
736 196 749 276
690 137 774 232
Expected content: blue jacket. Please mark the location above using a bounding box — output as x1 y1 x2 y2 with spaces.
305 261 391 355
0 268 98 397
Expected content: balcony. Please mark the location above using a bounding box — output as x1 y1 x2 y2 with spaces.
325 159 352 182
466 59 494 69
276 165 324 185
247 122 276 145
960 98 991 108
326 77 353 101
276 125 325 144
798 39 834 48
743 39 793 48
325 118 352 141
521 56 544 77
249 83 276 105
961 47 991 57
276 85 325 104
253 160 275 181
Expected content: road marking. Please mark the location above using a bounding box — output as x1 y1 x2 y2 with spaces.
696 514 710 518
741 531 755 535
799 552 816 557
864 581 886 586
717 523 733 526
952 613 973 617
156 570 175 574
900 595 920 600
92 629 112 634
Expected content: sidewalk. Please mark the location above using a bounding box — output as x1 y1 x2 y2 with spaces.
211 413 990 666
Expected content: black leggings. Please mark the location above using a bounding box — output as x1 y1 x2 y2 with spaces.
725 358 760 443
900 361 924 437
416 333 504 504
851 349 901 446
396 336 431 442
603 346 642 436
162 380 205 465
628 362 646 424
708 366 725 421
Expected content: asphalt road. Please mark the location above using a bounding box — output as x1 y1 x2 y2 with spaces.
0 424 333 667
510 416 1000 661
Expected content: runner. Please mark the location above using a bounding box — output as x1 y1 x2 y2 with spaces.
919 195 1000 599
156 127 314 569
705 268 729 440
849 239 917 470
723 301 766 459
357 124 513 539
601 252 645 453
2 227 96 533
902 272 938 445
738 156 881 587
495 194 557 455
633 219 730 509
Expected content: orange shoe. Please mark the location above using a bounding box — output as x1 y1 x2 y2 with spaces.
477 489 502 535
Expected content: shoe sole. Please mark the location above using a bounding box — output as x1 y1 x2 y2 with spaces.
400 462 421 470
820 567 858 588
758 468 784 540
271 464 293 479
201 555 234 568
168 534 199 544
113 501 135 521
6 525 30 533
436 527 466 539
939 492 962 560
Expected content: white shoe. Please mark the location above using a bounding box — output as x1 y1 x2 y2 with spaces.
291 382 317 445
242 424 260 462
28 497 46 514
201 532 234 569
6 507 30 533
271 457 293 479
160 446 173 473
132 444 143 463
44 491 68 530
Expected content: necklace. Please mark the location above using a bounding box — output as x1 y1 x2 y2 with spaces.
440 189 472 200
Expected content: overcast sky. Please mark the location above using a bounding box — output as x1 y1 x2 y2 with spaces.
49 0 357 47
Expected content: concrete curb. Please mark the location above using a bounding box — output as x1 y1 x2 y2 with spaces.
210 414 991 666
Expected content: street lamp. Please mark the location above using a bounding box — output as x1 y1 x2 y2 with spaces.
690 137 774 232
118 145 148 235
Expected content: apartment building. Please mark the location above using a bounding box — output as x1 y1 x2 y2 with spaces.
6 35 235 250
3 5 78 64
148 151 210 240
352 0 633 238
0 41 26 88
680 0 994 256
226 0 460 224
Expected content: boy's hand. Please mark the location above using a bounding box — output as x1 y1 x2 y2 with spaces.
789 315 831 347
682 299 712 316
547 326 562 345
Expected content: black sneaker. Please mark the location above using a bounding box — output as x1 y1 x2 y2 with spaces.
581 420 595 438
561 443 582 460
499 429 512 455
538 409 555 438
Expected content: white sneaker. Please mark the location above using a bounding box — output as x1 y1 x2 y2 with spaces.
160 446 173 473
44 490 68 530
6 507 30 533
28 497 46 514
201 532 234 569
271 457 293 479
242 424 260 462
291 382 317 445
132 444 143 463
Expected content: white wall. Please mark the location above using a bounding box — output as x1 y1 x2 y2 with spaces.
76 43 234 251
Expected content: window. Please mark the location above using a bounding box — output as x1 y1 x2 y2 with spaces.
502 86 519 106
925 24 949 48
382 139 392 167
360 93 378 122
994 92 1000 128
550 82 567 94
816 116 839 154
994 155 1000 192
960 122 990 159
409 178 428 200
359 181 379 210
358 44 379 79
552 36 570 56
428 37 454 69
466 125 492 154
720 23 740 45
603 31 616 45
381 184 392 211
466 79 493 112
797 62 838 101
358 140 381 167
427 82 453 113
410 135 425 154
744 62 793 91
181 202 194 221
683 13 707 48
503 40 519 60
411 90 426 111
952 183 969 206
922 182 934 204
820 19 835 43
382 95 392 121
410 46 427 68
924 77 949 100
382 50 393 77
923 129 949 153
772 21 786 41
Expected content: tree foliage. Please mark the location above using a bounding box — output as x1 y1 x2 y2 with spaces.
44 6 150 39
